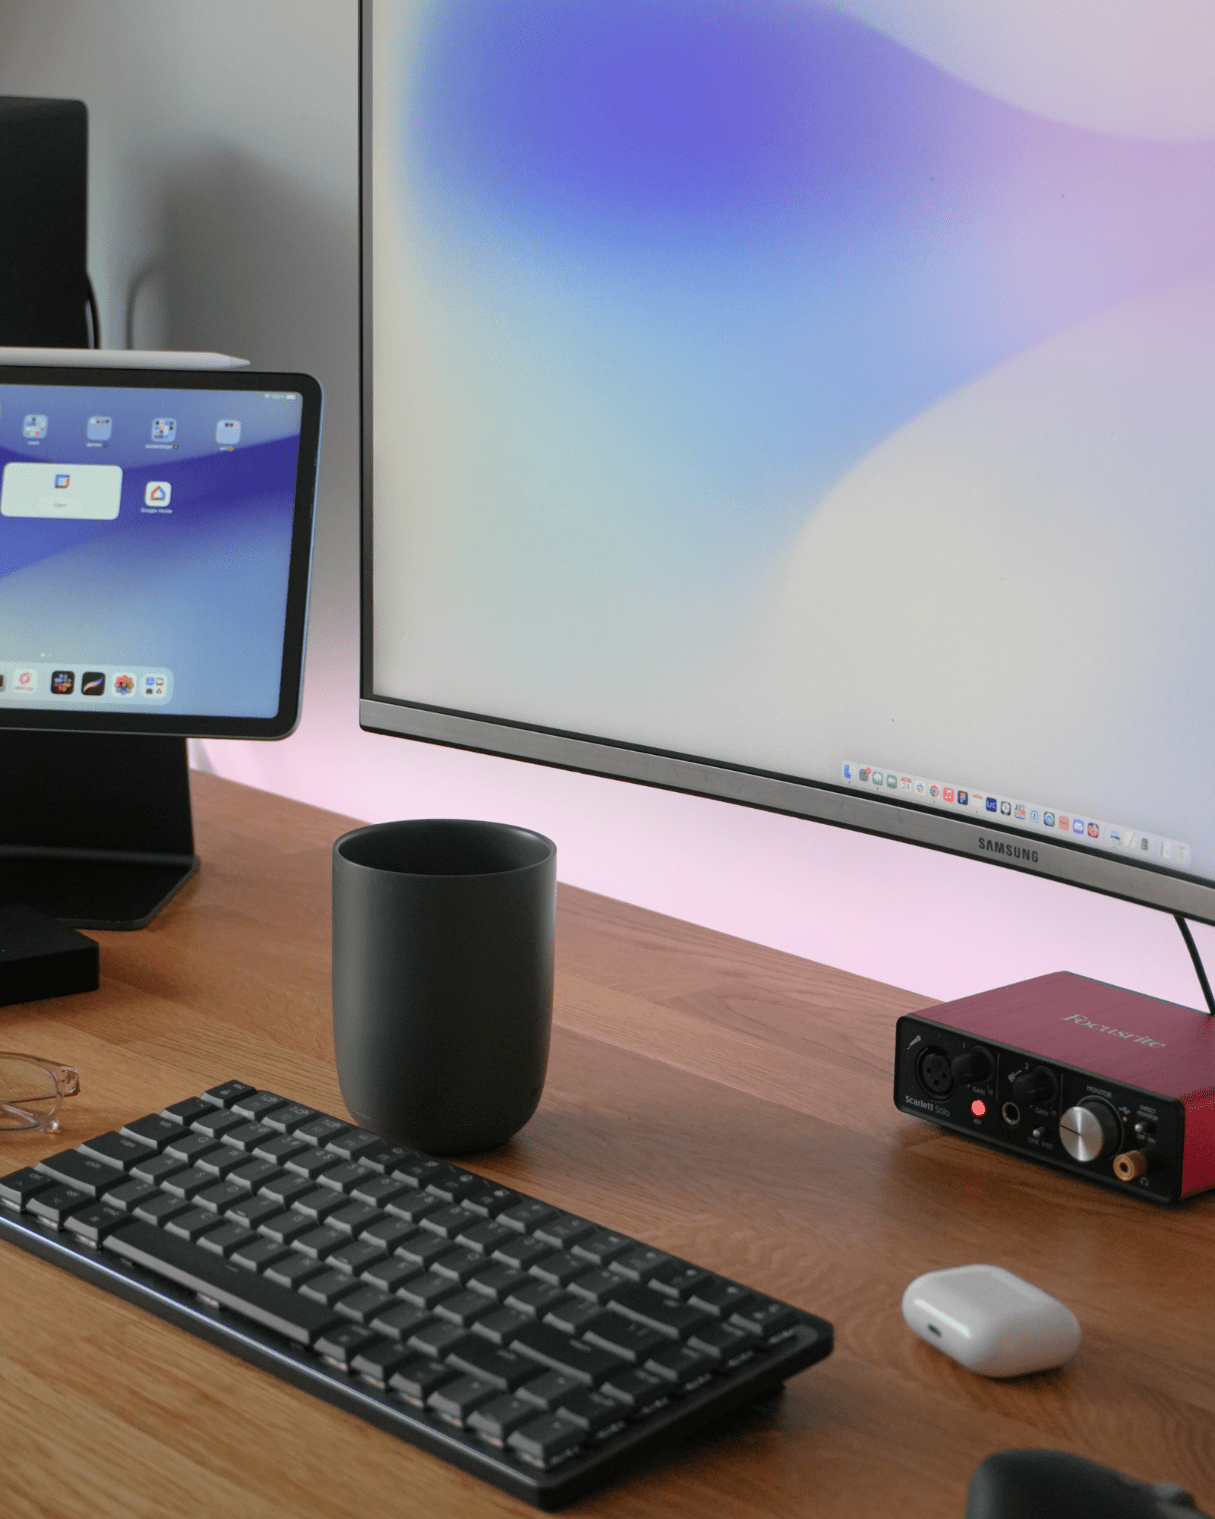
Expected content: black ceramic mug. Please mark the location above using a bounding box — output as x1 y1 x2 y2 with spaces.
331 819 556 1156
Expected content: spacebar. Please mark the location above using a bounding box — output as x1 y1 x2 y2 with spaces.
103 1220 342 1346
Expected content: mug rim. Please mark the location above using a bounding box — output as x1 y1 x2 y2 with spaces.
334 818 556 879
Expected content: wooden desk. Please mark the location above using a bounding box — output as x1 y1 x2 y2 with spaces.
2 774 1211 1518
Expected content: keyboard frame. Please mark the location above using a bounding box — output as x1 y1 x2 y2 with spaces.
0 1190 833 1510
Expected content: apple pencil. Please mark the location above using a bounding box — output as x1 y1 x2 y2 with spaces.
0 348 250 370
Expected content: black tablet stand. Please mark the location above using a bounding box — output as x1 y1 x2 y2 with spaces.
0 731 199 929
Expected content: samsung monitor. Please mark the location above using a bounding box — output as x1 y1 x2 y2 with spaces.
360 3 1215 945
0 364 322 927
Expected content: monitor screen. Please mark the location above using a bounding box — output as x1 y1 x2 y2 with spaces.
362 1 1215 922
0 367 321 736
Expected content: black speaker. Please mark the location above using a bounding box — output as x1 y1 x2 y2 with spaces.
0 95 89 346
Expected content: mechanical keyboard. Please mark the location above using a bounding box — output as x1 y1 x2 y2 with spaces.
0 1079 833 1509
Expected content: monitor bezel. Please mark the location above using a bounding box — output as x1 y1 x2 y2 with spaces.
357 1 1215 930
0 364 321 740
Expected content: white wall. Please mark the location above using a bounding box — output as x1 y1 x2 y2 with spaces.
3 0 1212 1008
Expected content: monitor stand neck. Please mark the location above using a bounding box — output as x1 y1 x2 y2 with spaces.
0 731 199 929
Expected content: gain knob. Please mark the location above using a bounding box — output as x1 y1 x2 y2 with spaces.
951 1046 995 1085
1059 1098 1122 1163
1012 1066 1057 1107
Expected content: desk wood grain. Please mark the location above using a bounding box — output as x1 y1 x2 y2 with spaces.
1 773 1211 1517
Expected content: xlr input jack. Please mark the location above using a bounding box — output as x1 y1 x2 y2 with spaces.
1001 1101 1021 1127
1113 1150 1150 1182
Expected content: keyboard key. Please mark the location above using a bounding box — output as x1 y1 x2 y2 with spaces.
352 1339 414 1387
389 1358 457 1406
190 1109 247 1140
261 1101 317 1133
326 1239 388 1275
328 1201 382 1236
398 1273 459 1311
295 1116 350 1147
645 1343 717 1390
232 1237 293 1273
295 1224 347 1259
360 1257 419 1294
422 1165 482 1204
292 1188 346 1222
358 1216 416 1254
434 1290 496 1328
607 1283 713 1340
79 1132 148 1171
459 1181 520 1217
229 1091 288 1122
317 1322 380 1366
300 1270 364 1307
518 1370 585 1409
542 1295 607 1337
449 1339 538 1392
0 1167 55 1209
134 1193 191 1227
349 1174 410 1209
568 1268 626 1306
64 1200 129 1244
513 1324 625 1386
266 1254 328 1289
258 1210 316 1246
530 1251 589 1288
324 1129 385 1164
201 1080 257 1108
600 1367 672 1416
161 1167 217 1202
458 1220 517 1255
492 1236 552 1272
688 1278 754 1318
650 1262 712 1300
164 1133 222 1165
508 1413 583 1469
384 1192 442 1226
498 1200 557 1234
505 1281 567 1318
584 1316 668 1364
385 1154 449 1189
688 1322 760 1365
224 1194 283 1231
421 1203 482 1240
253 1135 309 1167
257 1173 316 1209
553 1388 629 1437
120 1114 188 1150
730 1298 801 1342
370 1303 433 1342
533 1216 595 1251
105 1179 160 1214
161 1097 213 1125
36 1150 124 1199
432 1247 483 1284
229 1159 286 1192
409 1321 476 1360
429 1374 497 1426
317 1161 377 1195
467 1393 539 1445
609 1247 673 1283
396 1232 452 1269
166 1208 226 1243
131 1153 188 1187
359 1142 417 1176
335 1285 398 1324
472 1308 532 1346
572 1229 632 1266
196 1179 252 1213
194 1147 253 1180
223 1121 279 1153
467 1262 531 1301
198 1222 259 1258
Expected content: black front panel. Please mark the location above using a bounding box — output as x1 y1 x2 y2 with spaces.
894 1015 1184 1203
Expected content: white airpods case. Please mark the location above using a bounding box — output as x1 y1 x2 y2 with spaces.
902 1264 1081 1377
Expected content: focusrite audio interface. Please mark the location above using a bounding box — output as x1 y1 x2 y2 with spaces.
894 972 1215 1203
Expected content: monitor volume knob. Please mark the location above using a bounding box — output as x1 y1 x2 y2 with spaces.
1012 1066 1057 1106
1059 1099 1122 1163
951 1046 995 1085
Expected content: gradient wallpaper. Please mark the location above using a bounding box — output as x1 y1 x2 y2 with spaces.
0 383 303 717
371 2 1215 871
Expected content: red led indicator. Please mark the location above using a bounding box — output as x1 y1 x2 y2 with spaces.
971 1099 987 1117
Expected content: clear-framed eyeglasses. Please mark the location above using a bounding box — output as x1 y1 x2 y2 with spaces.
0 1054 80 1133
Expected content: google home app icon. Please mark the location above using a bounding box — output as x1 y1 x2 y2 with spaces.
145 482 171 507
